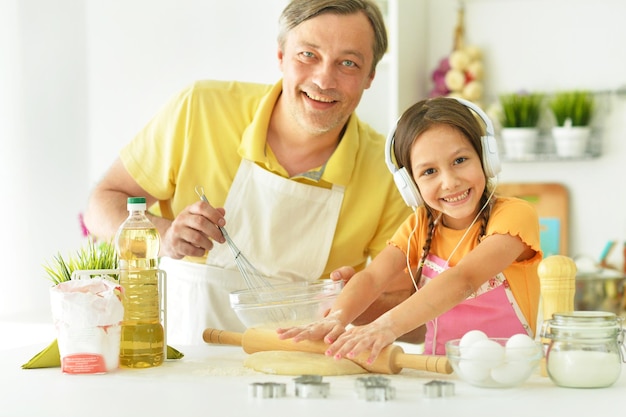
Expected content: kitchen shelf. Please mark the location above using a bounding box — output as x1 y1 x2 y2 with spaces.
499 128 603 162
498 90 619 162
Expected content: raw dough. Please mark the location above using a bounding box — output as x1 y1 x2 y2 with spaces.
244 351 367 376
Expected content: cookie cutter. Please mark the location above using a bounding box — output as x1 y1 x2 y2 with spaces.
423 380 455 398
355 376 396 401
248 382 287 399
293 375 330 398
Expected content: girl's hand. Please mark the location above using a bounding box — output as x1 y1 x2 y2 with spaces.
276 311 346 344
326 313 398 364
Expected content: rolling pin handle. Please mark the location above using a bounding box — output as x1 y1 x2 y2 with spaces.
202 328 243 346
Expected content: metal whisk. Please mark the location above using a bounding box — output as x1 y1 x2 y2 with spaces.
195 186 273 290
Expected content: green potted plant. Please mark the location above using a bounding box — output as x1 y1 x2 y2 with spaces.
549 90 595 158
43 238 117 285
498 92 545 159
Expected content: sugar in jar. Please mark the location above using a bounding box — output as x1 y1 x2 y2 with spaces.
541 311 625 388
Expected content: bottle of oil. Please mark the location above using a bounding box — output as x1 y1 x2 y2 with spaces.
115 196 164 368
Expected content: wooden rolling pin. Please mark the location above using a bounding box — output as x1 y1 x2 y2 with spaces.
203 327 452 375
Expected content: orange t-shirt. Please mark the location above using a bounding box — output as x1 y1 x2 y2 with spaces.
389 196 543 335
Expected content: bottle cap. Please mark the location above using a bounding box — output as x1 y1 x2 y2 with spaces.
127 196 146 211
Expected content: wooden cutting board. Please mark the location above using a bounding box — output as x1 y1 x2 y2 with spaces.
496 183 569 256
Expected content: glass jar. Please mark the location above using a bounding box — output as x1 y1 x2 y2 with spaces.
541 311 625 388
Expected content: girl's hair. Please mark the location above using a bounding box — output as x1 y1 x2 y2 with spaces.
393 97 495 280
277 0 388 74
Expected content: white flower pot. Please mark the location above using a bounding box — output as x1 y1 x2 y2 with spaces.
551 126 591 158
500 128 539 159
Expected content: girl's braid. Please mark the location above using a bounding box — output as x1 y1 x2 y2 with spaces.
414 209 436 284
478 190 494 241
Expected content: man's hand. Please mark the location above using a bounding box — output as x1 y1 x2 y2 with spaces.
159 200 227 259
329 266 356 284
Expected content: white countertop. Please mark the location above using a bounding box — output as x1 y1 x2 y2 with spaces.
1 320 624 417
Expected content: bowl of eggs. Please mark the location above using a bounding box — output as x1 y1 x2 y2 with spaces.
445 331 543 388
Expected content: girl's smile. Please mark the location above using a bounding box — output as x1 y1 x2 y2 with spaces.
441 188 471 204
410 124 486 229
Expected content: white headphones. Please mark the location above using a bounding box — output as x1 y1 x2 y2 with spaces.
384 97 501 209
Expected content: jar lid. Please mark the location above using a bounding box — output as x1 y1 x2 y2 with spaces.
552 311 617 322
546 311 621 338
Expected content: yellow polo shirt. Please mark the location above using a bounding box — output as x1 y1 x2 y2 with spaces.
120 79 412 277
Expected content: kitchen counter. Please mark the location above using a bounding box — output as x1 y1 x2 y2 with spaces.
1 320 624 417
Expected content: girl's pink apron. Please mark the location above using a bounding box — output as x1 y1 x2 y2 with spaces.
420 253 532 355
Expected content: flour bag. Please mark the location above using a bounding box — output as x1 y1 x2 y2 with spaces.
50 277 124 374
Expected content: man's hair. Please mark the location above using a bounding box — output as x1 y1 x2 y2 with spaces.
277 0 388 74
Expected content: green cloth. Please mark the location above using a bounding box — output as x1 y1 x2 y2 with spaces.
21 339 184 369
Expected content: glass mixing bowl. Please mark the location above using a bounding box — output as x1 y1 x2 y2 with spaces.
229 279 343 329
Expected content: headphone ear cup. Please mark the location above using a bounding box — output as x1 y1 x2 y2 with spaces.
453 97 501 179
393 168 422 207
481 134 501 178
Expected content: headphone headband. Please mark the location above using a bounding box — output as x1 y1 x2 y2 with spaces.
385 97 501 208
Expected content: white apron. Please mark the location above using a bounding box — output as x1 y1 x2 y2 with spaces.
163 159 345 345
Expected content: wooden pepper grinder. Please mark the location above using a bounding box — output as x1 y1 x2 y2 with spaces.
537 255 577 376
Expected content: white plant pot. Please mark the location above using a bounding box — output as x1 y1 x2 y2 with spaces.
500 128 539 159
551 126 591 158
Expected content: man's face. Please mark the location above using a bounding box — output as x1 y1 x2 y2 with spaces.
278 12 376 136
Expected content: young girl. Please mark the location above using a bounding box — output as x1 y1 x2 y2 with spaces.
277 97 542 362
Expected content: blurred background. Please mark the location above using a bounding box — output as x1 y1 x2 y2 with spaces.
2 0 625 321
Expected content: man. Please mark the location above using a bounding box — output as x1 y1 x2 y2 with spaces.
85 0 420 345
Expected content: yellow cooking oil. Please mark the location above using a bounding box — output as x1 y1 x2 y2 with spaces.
116 197 164 368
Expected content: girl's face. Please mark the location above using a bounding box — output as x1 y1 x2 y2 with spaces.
410 124 486 230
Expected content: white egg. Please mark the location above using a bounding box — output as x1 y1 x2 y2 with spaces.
505 334 539 360
506 333 535 348
491 361 533 386
458 359 490 383
464 339 505 369
459 330 488 348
